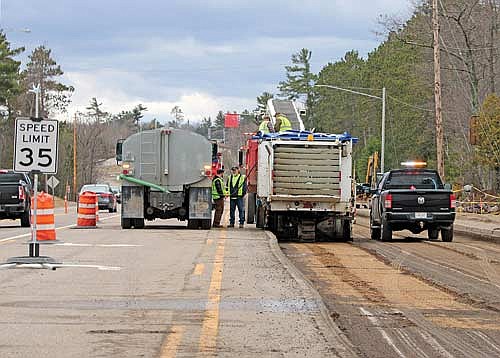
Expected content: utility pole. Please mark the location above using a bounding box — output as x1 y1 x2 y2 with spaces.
433 0 445 180
73 113 77 202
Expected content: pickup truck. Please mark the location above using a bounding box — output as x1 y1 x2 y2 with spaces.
369 168 455 242
0 170 32 227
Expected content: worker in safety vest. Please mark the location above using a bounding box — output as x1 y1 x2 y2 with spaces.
274 112 292 132
258 115 273 134
226 166 246 228
211 169 226 228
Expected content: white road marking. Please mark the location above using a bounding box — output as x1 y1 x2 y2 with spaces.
0 214 120 244
0 263 122 270
418 331 454 358
359 307 407 358
55 243 142 248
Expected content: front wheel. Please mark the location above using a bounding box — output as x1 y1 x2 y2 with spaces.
342 220 352 241
247 193 256 224
441 225 454 242
134 218 145 229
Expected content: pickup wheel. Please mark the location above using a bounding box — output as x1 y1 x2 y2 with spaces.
441 225 454 242
370 212 381 240
20 208 31 227
428 228 439 240
381 218 392 241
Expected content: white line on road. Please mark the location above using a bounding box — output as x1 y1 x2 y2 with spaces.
55 243 143 248
359 307 407 358
0 214 120 244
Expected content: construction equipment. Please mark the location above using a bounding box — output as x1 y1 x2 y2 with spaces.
366 152 379 189
116 128 213 229
245 130 357 242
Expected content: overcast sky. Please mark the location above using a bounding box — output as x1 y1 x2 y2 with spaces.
2 0 412 123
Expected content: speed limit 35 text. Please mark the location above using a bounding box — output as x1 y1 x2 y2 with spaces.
19 123 56 144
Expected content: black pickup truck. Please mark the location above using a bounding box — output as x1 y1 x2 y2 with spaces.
369 168 455 242
0 170 32 227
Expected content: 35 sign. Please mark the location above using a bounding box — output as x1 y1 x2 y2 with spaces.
14 118 59 174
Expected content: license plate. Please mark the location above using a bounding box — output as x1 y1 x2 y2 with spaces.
415 212 427 219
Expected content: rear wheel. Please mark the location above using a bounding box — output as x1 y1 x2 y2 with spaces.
441 225 454 242
187 219 199 229
200 219 211 230
381 218 392 241
134 218 145 229
428 228 439 240
246 193 256 224
342 220 352 241
121 217 132 229
256 203 265 229
20 208 30 227
370 212 381 240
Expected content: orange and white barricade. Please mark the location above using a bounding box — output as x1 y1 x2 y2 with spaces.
31 192 56 241
77 192 97 227
95 194 99 222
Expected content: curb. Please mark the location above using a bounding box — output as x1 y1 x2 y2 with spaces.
265 230 358 358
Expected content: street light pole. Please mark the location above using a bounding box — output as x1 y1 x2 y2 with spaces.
315 84 386 172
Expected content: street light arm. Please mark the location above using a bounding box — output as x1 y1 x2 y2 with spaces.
314 84 382 100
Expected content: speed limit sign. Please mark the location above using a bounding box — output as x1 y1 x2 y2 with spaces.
14 117 59 174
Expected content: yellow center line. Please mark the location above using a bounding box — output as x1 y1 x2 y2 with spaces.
198 211 228 356
160 325 185 358
194 263 205 276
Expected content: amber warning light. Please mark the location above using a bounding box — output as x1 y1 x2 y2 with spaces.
401 161 427 168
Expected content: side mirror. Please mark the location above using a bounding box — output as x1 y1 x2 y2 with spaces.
370 188 378 195
444 183 452 190
116 139 124 164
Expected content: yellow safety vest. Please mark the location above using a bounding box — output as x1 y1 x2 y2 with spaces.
276 115 292 131
258 120 271 133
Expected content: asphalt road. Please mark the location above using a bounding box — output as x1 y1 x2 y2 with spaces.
282 216 500 358
0 209 353 357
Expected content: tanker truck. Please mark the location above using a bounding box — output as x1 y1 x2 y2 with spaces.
115 128 214 229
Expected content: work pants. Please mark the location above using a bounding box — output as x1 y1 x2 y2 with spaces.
213 198 224 226
229 197 245 225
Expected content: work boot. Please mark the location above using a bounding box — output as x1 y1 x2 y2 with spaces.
213 224 223 228
228 224 235 228
239 223 244 228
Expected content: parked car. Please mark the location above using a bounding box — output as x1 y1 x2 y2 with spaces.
0 170 32 227
79 184 117 213
111 186 121 204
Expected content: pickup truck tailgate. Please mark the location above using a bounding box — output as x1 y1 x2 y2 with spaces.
0 184 21 204
391 191 450 212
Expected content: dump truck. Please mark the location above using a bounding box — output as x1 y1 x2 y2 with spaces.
245 131 357 242
116 128 213 229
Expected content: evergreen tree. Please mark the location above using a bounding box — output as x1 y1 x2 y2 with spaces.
278 48 317 127
21 45 73 116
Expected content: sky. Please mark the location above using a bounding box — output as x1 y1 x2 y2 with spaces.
2 0 412 124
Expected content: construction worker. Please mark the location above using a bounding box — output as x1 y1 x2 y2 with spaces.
227 166 246 228
274 112 292 132
211 169 226 228
258 115 273 134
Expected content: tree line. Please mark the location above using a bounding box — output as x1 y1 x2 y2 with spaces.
271 0 500 192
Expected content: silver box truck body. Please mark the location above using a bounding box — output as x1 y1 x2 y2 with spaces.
117 128 213 229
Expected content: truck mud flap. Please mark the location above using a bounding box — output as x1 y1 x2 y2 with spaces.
189 187 211 220
122 186 144 219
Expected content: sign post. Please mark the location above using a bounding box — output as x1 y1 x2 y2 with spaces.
6 116 59 266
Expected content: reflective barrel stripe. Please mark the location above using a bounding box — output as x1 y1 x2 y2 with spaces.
31 209 55 215
78 214 97 219
78 203 96 208
35 224 55 231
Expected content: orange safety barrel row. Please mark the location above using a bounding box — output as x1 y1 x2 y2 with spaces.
30 192 56 241
78 191 97 227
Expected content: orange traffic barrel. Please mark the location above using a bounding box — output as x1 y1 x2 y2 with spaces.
31 192 56 241
95 194 99 222
77 191 97 227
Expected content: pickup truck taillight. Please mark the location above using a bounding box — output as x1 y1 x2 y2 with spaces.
450 194 456 209
384 194 392 209
18 186 25 201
